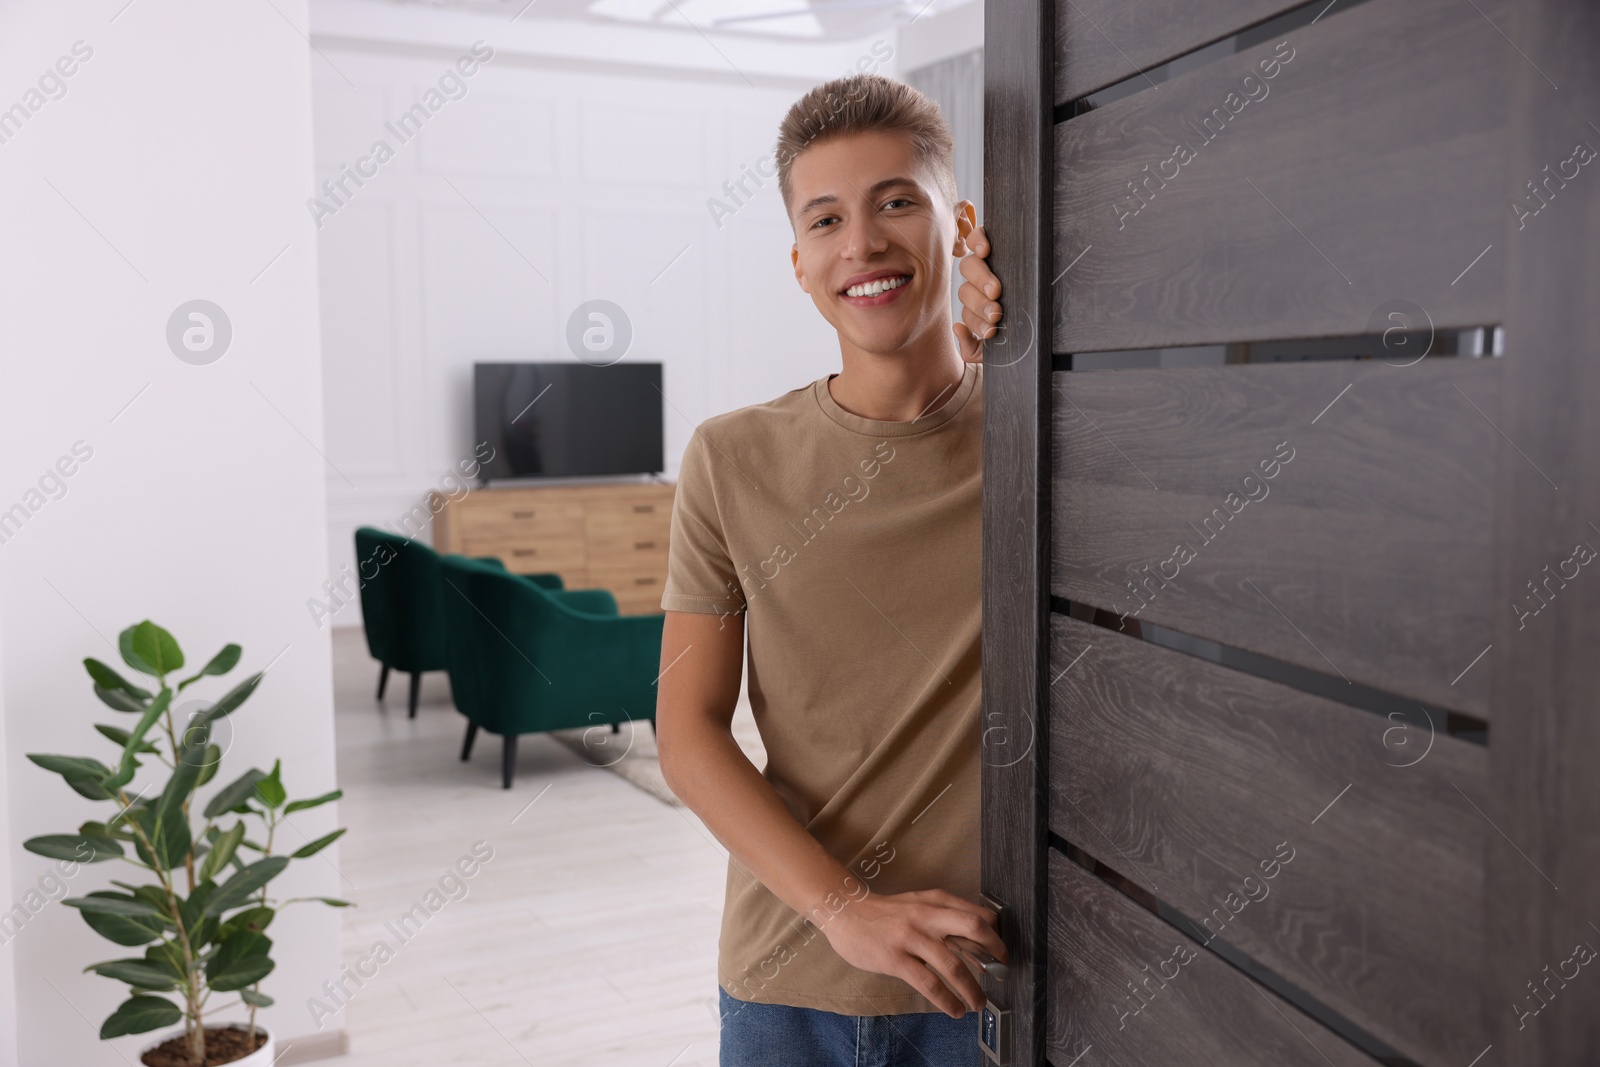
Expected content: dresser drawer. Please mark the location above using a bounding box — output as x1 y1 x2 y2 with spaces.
586 526 668 560
459 499 587 542
585 492 672 525
588 562 666 595
461 538 586 574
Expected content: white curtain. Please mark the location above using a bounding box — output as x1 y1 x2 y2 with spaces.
905 48 984 313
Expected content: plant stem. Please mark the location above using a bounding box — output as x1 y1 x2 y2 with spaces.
161 700 200 896
118 784 204 1063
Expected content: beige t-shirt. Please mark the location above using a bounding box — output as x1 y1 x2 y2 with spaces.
661 360 982 1016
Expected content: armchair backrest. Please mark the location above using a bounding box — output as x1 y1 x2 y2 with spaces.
353 526 449 673
439 555 665 736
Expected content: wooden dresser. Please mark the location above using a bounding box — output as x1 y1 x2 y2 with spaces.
430 482 675 616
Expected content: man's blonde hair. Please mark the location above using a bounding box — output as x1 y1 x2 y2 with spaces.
775 73 958 217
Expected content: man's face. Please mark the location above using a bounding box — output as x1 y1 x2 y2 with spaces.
788 130 972 358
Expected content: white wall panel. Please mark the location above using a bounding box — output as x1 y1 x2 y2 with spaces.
310 44 910 625
319 200 403 479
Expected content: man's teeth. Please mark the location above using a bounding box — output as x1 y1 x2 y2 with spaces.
845 275 909 298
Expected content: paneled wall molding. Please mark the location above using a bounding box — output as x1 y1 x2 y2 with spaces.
312 43 847 624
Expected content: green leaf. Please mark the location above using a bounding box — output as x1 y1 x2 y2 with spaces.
103 687 173 792
23 833 124 863
206 857 290 917
80 820 135 844
283 789 342 815
199 823 246 884
92 685 148 714
27 754 116 801
177 644 242 692
86 958 179 992
106 804 146 838
130 802 190 872
156 735 208 821
291 828 345 859
283 896 353 908
85 658 154 698
254 760 286 810
63 894 168 921
94 724 161 755
207 930 274 991
179 881 215 942
196 744 223 788
122 621 184 677
239 989 274 1007
182 673 264 750
73 891 168 946
145 941 188 980
100 995 182 1039
204 768 266 819
219 905 274 940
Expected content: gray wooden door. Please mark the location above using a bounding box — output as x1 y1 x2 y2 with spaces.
979 1 1600 1064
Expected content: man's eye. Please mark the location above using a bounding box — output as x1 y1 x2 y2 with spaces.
884 198 914 210
811 216 838 230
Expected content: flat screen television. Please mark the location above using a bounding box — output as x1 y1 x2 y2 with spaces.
473 362 663 482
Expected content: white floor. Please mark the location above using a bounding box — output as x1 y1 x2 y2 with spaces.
318 627 732 1067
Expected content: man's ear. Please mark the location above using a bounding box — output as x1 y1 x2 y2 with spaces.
951 199 978 257
791 243 811 294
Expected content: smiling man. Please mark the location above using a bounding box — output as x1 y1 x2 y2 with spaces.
656 73 1007 1067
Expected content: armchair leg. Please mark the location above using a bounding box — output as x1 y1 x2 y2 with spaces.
649 718 657 737
611 722 620 734
408 672 421 720
461 721 478 761
377 664 390 701
501 734 518 789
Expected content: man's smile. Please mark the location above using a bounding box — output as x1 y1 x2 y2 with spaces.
839 269 913 307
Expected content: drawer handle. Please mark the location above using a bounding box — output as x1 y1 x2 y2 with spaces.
512 510 536 519
633 576 658 586
632 504 655 514
633 541 657 550
512 548 538 557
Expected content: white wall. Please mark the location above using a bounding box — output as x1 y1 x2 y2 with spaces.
0 1 343 1061
0 615 14 1067
898 0 984 72
307 8 921 626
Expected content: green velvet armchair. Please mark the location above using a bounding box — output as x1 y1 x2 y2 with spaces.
353 527 562 719
438 554 664 788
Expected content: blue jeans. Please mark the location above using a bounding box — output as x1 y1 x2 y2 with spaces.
718 987 979 1067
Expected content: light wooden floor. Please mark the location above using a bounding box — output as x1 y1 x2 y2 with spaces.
319 627 731 1067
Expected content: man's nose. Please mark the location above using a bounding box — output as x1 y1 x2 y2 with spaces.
841 214 890 259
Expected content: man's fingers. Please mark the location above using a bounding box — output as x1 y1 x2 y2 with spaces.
958 254 1002 301
920 903 1007 964
898 959 970 1019
915 936 985 1015
971 224 990 257
963 305 997 341
906 889 996 920
957 281 1002 328
947 933 1007 969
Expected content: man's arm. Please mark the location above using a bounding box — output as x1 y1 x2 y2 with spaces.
656 609 1006 1018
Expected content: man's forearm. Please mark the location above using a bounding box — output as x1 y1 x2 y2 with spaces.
664 717 861 926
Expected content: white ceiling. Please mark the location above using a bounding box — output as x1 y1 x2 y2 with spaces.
373 0 977 41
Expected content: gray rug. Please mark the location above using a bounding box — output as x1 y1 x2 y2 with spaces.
550 707 765 807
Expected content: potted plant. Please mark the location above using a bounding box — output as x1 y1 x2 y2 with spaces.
23 621 349 1066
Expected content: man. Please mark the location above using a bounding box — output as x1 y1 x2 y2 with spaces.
657 72 1007 1067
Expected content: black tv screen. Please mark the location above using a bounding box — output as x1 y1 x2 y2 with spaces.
474 362 664 481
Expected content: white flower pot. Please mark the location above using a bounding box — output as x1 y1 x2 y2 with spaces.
139 1022 274 1066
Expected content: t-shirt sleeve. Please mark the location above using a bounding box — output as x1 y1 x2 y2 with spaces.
661 428 747 615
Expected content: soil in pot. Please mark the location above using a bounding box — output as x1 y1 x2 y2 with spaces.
141 1027 267 1066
